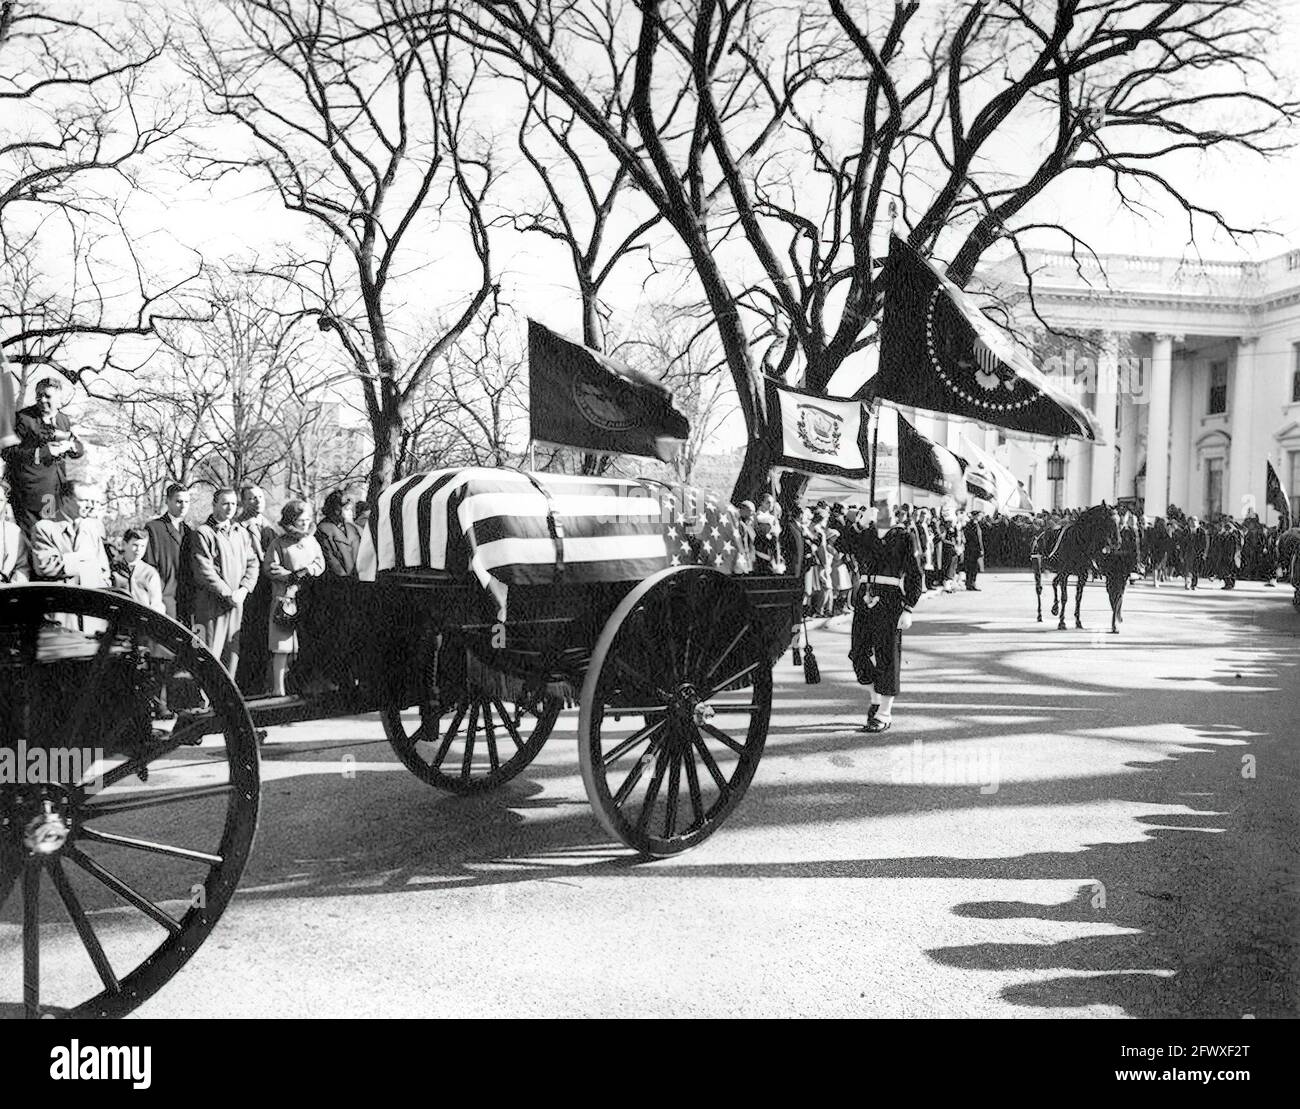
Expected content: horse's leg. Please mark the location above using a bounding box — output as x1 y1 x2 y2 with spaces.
1075 573 1085 629
1108 577 1121 633
1033 558 1042 622
1051 571 1060 617
1056 574 1067 629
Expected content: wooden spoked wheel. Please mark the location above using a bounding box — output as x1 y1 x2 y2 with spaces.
0 586 259 1019
380 634 563 794
578 567 772 857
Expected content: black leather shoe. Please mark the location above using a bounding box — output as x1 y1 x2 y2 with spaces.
863 718 892 733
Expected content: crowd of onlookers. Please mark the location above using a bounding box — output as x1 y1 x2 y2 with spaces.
3 379 379 700
0 473 369 701
790 500 990 617
765 497 1297 620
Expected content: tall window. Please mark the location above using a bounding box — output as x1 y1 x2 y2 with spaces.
1206 457 1224 517
1293 343 1300 402
1208 361 1227 414
1290 450 1300 521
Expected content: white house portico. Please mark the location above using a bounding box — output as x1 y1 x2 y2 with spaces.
973 247 1300 522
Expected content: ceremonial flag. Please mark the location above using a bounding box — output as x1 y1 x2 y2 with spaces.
765 378 872 478
960 435 1035 515
0 344 18 449
895 408 966 501
1266 459 1291 529
959 454 996 503
872 234 1102 441
528 319 689 462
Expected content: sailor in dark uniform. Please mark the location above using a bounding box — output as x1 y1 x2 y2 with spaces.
840 519 924 734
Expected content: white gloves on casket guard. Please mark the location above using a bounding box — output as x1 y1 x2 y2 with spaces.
897 609 914 631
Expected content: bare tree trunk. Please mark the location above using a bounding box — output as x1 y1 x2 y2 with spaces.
369 413 402 507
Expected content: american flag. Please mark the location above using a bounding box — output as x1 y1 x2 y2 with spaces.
664 490 745 573
358 468 746 616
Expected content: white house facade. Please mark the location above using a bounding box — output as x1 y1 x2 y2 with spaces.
896 247 1300 523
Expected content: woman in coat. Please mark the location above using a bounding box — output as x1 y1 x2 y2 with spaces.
266 500 325 696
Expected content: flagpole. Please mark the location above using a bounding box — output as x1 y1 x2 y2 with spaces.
869 401 880 527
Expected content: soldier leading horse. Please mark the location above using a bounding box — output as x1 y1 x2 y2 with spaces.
1033 503 1120 630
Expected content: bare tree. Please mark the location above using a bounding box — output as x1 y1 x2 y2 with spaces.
453 1 1299 501
0 1 201 382
177 0 498 502
402 317 527 471
96 275 329 496
280 395 370 507
496 45 662 350
618 303 735 485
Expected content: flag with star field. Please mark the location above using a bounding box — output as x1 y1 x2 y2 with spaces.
871 234 1102 442
357 467 744 617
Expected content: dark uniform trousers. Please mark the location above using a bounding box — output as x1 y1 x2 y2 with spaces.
841 524 924 700
850 584 906 696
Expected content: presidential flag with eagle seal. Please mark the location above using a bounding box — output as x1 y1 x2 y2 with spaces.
868 234 1102 442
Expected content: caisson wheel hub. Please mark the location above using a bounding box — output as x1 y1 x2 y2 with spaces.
5 791 76 857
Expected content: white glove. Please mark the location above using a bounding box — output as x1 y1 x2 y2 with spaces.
897 609 913 631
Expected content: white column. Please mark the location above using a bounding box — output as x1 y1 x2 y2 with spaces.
1145 334 1175 517
1065 440 1090 508
1226 337 1258 519
1117 397 1138 500
1168 355 1193 515
1089 332 1120 504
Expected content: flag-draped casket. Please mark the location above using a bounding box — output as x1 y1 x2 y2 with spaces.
358 468 749 617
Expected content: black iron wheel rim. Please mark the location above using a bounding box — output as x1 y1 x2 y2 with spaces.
582 568 771 857
380 633 562 794
0 586 258 1019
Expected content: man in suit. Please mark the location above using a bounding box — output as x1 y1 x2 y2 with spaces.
0 478 31 583
111 528 165 612
143 482 193 622
236 484 277 560
962 510 985 591
1 378 85 530
29 480 110 588
235 484 276 694
190 487 260 678
1182 515 1210 590
1219 518 1244 590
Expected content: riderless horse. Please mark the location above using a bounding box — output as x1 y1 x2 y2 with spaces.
1031 503 1121 630
1279 525 1300 612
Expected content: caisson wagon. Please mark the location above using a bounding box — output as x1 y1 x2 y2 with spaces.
0 467 801 1017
